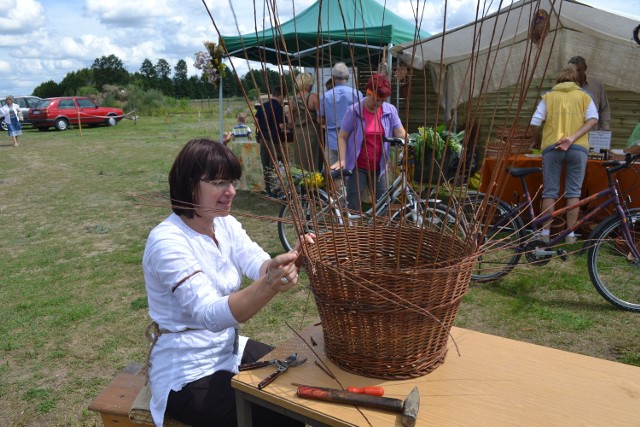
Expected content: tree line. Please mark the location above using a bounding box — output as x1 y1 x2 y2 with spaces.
32 54 288 101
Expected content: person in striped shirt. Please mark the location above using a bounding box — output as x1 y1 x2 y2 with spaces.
232 112 252 142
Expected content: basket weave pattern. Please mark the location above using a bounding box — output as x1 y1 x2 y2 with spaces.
486 126 533 158
304 224 476 379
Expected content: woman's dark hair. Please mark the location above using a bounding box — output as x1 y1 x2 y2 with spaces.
169 139 242 218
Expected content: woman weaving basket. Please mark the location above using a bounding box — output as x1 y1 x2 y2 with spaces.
142 139 311 427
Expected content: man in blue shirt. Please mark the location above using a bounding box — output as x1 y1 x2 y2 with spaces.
319 63 363 166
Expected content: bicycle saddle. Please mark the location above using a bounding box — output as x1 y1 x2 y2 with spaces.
507 167 542 177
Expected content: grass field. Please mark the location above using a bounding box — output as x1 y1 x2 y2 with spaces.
1 114 639 426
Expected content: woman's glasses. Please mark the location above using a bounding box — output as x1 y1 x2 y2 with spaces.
203 179 241 190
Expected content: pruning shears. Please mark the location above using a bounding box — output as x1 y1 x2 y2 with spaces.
238 352 307 389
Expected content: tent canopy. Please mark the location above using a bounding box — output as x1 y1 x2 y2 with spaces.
221 0 429 68
391 0 640 119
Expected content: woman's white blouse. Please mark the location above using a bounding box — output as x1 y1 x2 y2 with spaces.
142 213 270 426
0 104 19 121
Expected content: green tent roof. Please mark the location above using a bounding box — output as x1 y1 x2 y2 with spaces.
220 0 428 68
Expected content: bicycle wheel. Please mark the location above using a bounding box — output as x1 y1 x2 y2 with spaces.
460 193 525 282
277 191 334 251
587 212 640 312
389 201 467 240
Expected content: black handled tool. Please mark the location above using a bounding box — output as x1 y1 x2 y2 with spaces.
257 353 307 389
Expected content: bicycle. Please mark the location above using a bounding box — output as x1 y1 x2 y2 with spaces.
277 137 465 251
461 152 640 311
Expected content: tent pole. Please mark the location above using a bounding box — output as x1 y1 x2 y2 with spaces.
219 78 224 142
388 44 398 106
453 108 458 133
387 44 393 80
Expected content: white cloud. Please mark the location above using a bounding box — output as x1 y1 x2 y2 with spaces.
84 0 173 26
0 0 45 34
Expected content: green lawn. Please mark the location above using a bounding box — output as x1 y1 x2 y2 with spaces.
0 115 638 426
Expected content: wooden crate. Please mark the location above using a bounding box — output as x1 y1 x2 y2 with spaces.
88 363 189 427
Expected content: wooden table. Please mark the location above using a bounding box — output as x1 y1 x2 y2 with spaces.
480 154 640 218
232 324 640 426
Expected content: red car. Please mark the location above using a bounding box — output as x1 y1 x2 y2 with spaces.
28 96 124 131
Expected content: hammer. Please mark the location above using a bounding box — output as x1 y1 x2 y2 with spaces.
296 384 420 427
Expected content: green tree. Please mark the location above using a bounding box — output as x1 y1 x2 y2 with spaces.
32 80 62 98
221 68 242 98
155 59 171 80
140 59 157 79
139 58 157 91
155 59 173 96
173 59 189 98
77 86 100 97
128 72 146 90
92 54 130 90
241 69 283 95
59 68 94 95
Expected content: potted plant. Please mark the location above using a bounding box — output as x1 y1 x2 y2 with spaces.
410 124 464 184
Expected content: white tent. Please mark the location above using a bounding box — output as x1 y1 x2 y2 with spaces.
391 0 640 120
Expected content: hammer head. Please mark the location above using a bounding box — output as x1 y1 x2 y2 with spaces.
401 387 420 427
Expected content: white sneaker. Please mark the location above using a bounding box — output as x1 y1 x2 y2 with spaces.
565 235 578 244
533 232 550 243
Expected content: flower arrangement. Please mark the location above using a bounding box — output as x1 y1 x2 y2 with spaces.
274 162 325 193
410 124 464 162
297 170 325 188
194 41 226 86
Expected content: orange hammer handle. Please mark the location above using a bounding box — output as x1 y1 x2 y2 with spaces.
296 385 403 413
346 386 384 396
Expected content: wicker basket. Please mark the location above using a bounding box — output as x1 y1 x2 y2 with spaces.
304 224 476 379
486 126 533 158
495 126 531 140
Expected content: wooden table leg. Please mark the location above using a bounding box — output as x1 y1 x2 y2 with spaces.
235 388 253 427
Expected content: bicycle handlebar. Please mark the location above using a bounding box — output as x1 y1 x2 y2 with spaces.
329 138 406 179
603 152 640 174
330 169 353 179
383 137 406 147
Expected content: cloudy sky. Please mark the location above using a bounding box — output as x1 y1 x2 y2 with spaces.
0 0 638 96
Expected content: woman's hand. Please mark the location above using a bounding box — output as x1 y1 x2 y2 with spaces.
264 251 300 293
555 136 573 151
264 233 315 290
293 233 315 268
330 160 345 170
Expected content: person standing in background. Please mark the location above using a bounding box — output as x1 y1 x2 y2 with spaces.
324 78 333 91
232 112 252 142
530 64 598 244
568 56 610 131
255 87 287 198
1 96 23 147
331 74 407 211
289 72 322 172
318 62 363 166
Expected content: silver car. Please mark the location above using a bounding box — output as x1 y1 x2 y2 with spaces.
1 95 43 130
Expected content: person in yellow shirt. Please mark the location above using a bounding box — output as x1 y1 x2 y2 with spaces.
530 64 598 243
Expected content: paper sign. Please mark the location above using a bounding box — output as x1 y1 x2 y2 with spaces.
589 131 612 151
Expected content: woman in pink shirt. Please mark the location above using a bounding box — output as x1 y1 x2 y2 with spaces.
331 74 407 210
